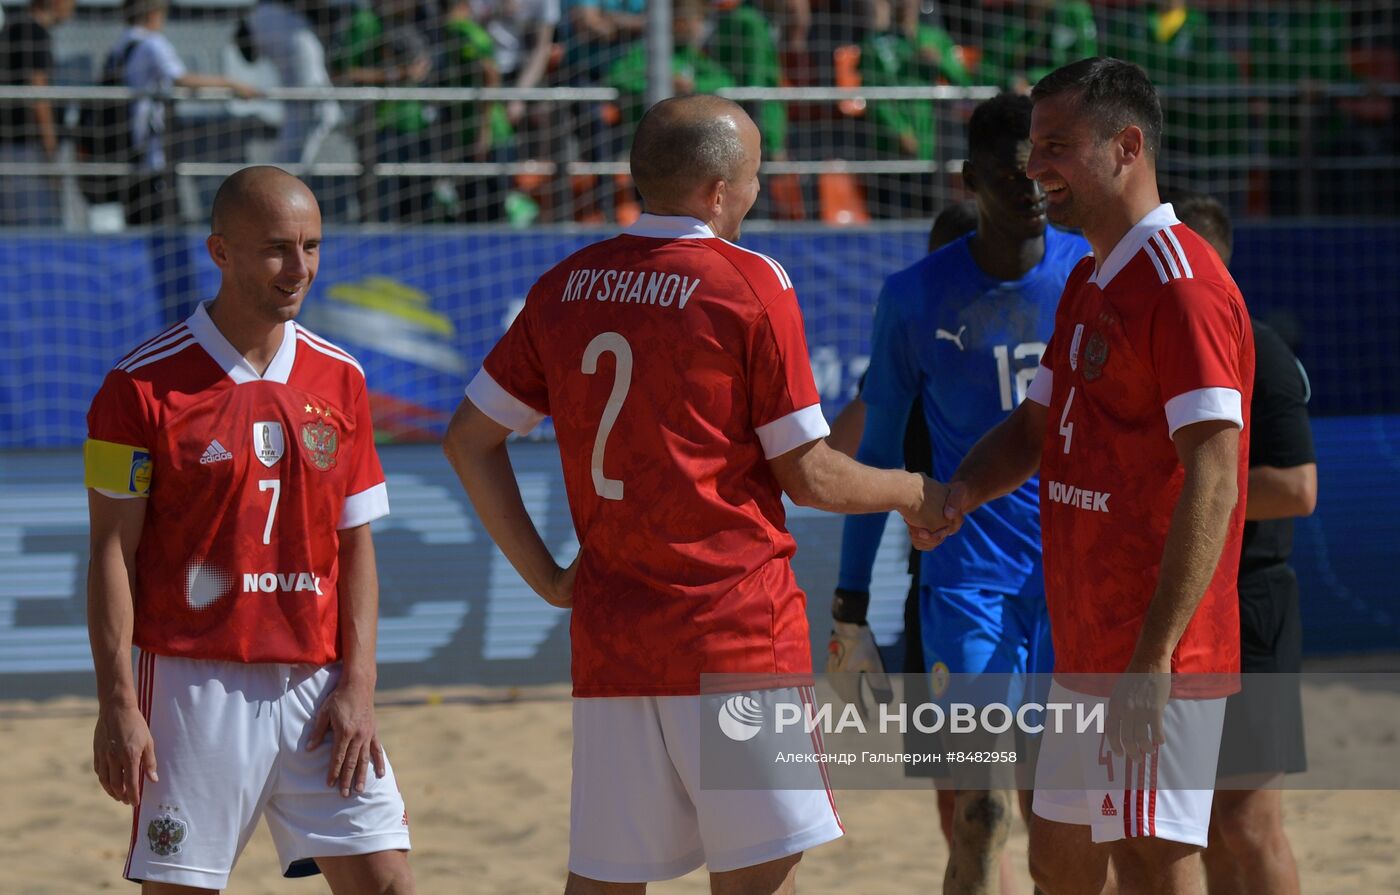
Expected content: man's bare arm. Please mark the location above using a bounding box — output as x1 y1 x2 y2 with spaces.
442 399 575 607
1130 420 1241 671
824 396 866 458
29 69 56 158
1245 463 1316 521
305 522 387 796
516 21 556 90
767 437 947 533
946 397 1047 512
87 491 157 806
1106 419 1240 760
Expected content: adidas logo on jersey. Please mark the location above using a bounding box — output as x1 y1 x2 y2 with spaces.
1101 794 1117 816
200 440 233 465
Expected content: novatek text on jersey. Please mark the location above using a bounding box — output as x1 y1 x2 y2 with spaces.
560 269 703 309
243 572 324 595
1046 480 1111 513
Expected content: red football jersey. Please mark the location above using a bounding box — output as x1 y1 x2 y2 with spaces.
85 303 388 665
469 214 829 696
1027 205 1253 697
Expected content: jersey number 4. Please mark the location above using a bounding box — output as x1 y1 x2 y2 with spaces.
581 332 633 501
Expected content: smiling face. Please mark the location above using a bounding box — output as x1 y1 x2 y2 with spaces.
711 113 762 242
966 137 1047 242
1026 90 1120 233
207 186 322 325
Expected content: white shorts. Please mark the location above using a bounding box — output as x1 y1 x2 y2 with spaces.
1032 680 1226 847
124 650 411 889
569 688 844 882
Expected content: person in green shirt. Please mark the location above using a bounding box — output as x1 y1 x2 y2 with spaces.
708 1 787 159
901 0 973 91
333 0 433 221
859 0 967 216
432 0 513 222
1247 0 1353 212
606 0 734 137
1103 1 1245 164
979 0 1098 94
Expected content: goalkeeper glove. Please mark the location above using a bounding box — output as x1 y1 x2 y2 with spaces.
826 589 893 716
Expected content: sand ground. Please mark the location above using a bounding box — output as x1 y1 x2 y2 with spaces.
2 683 1397 894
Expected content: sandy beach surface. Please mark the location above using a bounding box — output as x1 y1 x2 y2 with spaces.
2 681 1397 894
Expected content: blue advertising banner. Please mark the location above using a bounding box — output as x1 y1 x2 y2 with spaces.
3 223 1398 448
1 413 1397 697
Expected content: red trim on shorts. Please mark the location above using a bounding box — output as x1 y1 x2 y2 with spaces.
1135 754 1147 837
799 686 843 832
1148 750 1159 837
123 650 155 879
1122 757 1132 838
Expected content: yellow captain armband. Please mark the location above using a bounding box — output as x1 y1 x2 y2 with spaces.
84 439 153 497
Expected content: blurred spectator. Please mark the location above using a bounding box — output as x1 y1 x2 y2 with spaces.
858 0 963 217
898 0 971 89
769 0 811 57
0 0 75 227
606 0 733 130
1248 1 1359 213
978 0 1097 94
1103 2 1244 167
562 0 644 87
334 0 434 222
115 0 258 226
473 0 559 160
433 0 511 221
557 0 643 218
247 0 344 169
708 1 787 160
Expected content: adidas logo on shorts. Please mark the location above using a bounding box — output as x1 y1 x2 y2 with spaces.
200 439 233 465
1101 794 1117 817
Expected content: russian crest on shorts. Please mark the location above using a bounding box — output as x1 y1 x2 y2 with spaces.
146 813 187 856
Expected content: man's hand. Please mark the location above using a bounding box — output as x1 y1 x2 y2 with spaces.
827 613 893 717
93 702 158 806
901 475 955 551
1105 659 1171 762
307 678 385 797
908 479 975 551
546 555 579 608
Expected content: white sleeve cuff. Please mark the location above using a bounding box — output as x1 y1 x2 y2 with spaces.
94 487 141 500
465 368 546 435
1025 365 1053 406
340 481 390 529
1164 387 1243 437
755 404 831 459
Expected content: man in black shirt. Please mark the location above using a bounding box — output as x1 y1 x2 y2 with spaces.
0 0 74 226
1170 189 1316 895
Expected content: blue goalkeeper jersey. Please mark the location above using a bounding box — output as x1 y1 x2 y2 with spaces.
839 227 1090 594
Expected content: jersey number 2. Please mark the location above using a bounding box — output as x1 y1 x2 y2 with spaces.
581 332 633 500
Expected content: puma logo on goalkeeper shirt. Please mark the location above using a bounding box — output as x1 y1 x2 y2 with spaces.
935 326 967 350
